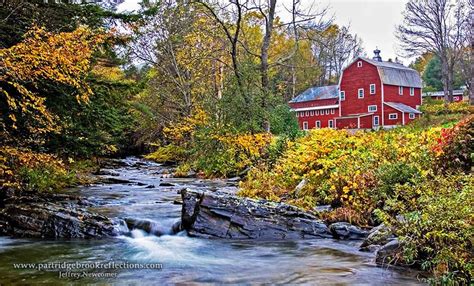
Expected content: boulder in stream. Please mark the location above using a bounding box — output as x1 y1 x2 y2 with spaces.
328 222 368 240
180 189 333 240
0 191 120 238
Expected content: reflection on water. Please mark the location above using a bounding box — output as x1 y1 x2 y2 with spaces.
0 157 425 285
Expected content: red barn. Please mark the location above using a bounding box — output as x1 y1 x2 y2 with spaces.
290 49 423 130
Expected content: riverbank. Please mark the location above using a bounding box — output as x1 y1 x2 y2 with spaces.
0 157 425 284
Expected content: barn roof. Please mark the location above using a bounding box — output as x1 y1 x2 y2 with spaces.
289 85 339 103
385 102 422 114
362 58 423 88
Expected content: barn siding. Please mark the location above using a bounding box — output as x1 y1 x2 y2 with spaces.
296 108 338 129
340 60 383 117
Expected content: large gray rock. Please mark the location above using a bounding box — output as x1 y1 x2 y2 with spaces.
180 189 332 240
360 223 394 252
0 192 119 238
328 222 369 240
375 238 404 265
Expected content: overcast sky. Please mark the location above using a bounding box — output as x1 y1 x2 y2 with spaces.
117 0 410 64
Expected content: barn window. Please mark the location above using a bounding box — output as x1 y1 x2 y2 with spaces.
328 120 334 128
296 112 299 117
303 121 308 130
409 113 415 119
368 105 377 112
310 110 314 116
358 88 364 98
325 109 329 115
373 116 379 126
305 111 309 116
370 84 376 94
315 121 321 128
340 91 345 101
331 109 335 114
357 61 362 67
399 86 403 95
389 113 398 120
410 87 414 96
315 110 319 115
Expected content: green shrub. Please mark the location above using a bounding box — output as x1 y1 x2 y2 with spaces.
19 166 76 193
145 144 187 163
376 162 421 200
1 146 76 192
378 174 473 284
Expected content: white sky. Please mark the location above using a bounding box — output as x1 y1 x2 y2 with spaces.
117 0 410 64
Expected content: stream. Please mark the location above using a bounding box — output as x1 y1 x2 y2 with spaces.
0 157 424 285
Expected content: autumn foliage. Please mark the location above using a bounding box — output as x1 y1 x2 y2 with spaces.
0 26 107 134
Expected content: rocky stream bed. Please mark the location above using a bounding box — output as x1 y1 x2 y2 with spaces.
0 157 423 284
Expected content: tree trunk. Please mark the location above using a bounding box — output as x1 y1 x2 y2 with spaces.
440 54 452 103
260 0 277 133
291 65 296 99
471 12 474 105
261 0 277 90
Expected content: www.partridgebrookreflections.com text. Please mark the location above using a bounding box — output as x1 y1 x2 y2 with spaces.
12 261 163 279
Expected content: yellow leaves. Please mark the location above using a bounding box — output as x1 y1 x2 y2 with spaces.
0 25 108 133
0 146 68 190
163 107 210 143
216 133 272 160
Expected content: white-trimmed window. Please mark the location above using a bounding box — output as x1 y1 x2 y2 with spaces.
315 121 321 128
331 109 335 114
310 111 314 116
305 111 309 116
340 91 345 101
409 113 415 119
373 115 379 126
315 110 319 115
358 88 364 98
370 84 376 95
303 121 308 130
368 105 377 112
328 120 334 128
389 113 398 120
357 61 362 67
399 86 403 95
325 109 329 115
296 112 299 117
410 87 414 96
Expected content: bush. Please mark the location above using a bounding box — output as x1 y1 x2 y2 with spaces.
191 132 272 177
145 144 187 163
0 146 75 192
433 115 473 174
420 101 472 116
239 127 439 224
378 174 473 284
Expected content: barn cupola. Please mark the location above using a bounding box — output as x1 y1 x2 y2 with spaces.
373 48 382 62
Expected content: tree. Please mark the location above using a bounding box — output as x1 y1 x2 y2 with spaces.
0 26 107 143
409 52 434 75
423 56 443 91
397 0 470 103
423 55 464 91
307 24 363 86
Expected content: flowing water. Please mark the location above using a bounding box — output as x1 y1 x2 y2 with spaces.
0 157 424 285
